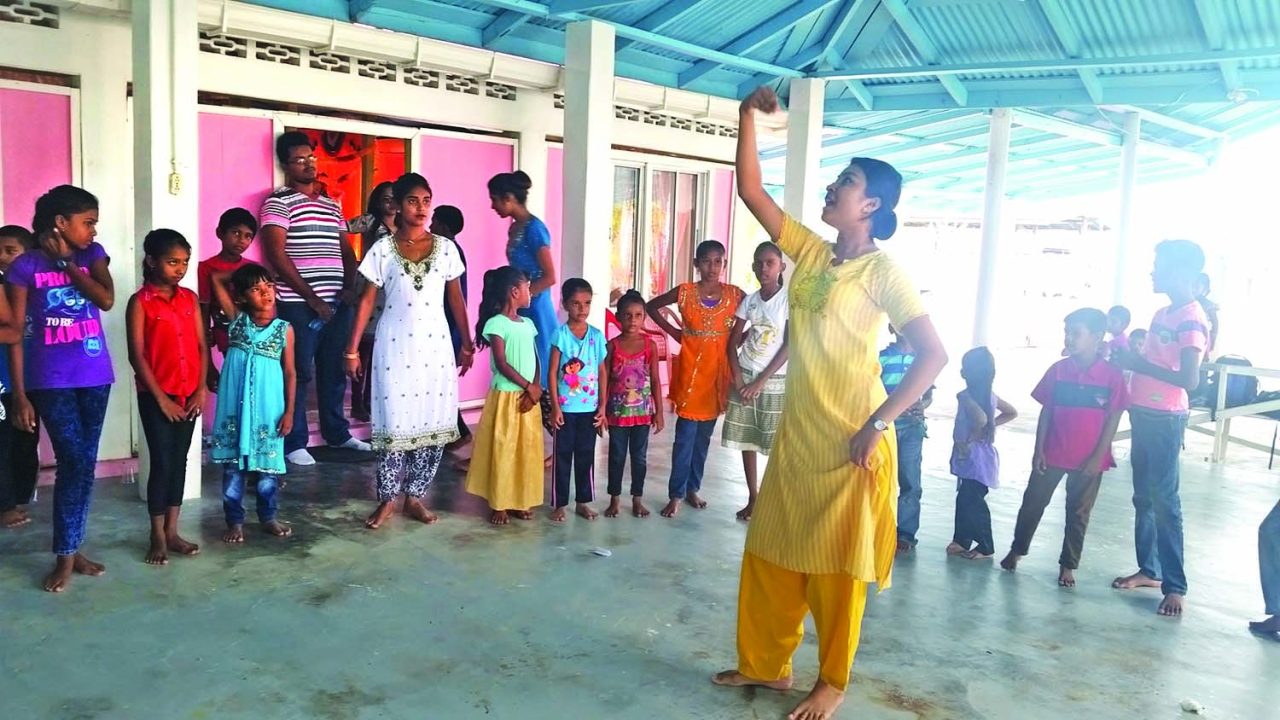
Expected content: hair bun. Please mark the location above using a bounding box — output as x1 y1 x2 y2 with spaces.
875 208 899 241
511 170 533 190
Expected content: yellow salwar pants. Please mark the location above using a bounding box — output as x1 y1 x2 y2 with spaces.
736 551 868 692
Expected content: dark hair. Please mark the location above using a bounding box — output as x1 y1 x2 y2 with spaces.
230 263 274 302
361 182 395 247
846 157 903 240
1130 328 1148 342
561 277 593 303
433 205 465 236
217 207 258 236
615 289 646 315
695 240 726 261
1065 307 1107 335
1106 305 1131 327
275 131 313 165
487 170 533 205
31 185 98 236
0 224 35 248
754 241 784 287
1196 272 1211 295
960 346 996 436
475 266 527 350
1155 239 1205 277
392 172 432 204
141 228 192 282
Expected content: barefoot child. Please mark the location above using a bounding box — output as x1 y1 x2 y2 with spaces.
722 242 788 522
604 290 664 519
7 186 117 592
880 325 933 552
0 225 40 531
198 208 255 394
1110 240 1209 617
465 266 544 525
126 230 207 565
548 278 607 522
648 240 743 518
1001 309 1127 586
948 347 1016 560
208 264 296 543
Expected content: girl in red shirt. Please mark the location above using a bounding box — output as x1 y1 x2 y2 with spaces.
126 229 208 566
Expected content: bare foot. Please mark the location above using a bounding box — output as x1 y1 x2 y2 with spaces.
544 455 553 468
73 553 105 576
685 492 708 509
145 534 169 566
632 498 651 518
736 501 755 521
945 542 967 556
575 503 598 520
1158 593 1185 617
711 669 793 691
1112 571 1161 589
509 509 534 521
1058 566 1076 588
403 498 438 524
1248 615 1280 635
223 524 245 543
963 550 993 560
1 509 30 529
1000 552 1022 571
366 502 395 530
788 680 845 720
604 497 622 518
660 499 681 518
489 510 510 525
43 555 75 593
550 506 568 523
165 533 200 557
896 539 913 555
262 520 293 538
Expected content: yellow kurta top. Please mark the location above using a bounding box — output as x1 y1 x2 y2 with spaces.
744 214 926 587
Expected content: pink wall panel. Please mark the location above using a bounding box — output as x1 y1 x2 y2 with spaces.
543 145 564 283
198 113 275 264
0 89 72 228
417 135 515 403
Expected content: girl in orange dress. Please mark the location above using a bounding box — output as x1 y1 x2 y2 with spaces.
646 240 744 518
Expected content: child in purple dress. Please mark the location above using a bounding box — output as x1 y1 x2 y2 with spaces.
947 347 1017 560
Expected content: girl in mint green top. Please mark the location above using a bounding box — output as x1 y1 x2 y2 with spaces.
484 313 538 392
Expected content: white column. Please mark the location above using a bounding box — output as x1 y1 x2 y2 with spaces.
973 108 1012 347
1113 111 1141 305
562 20 614 325
514 93 553 219
133 0 201 502
783 78 826 226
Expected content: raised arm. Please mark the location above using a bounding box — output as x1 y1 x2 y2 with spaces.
994 397 1018 427
645 286 682 343
208 271 240 324
737 87 785 240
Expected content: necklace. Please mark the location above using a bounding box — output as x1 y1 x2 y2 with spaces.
395 233 437 291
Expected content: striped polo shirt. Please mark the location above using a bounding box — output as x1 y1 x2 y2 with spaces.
1130 301 1209 413
880 342 925 427
259 187 346 303
1032 356 1128 470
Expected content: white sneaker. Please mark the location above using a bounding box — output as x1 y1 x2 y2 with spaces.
285 449 316 466
332 437 372 452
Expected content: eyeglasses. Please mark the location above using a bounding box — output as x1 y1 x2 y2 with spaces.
287 155 318 166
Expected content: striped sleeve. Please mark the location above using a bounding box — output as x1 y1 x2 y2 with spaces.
866 254 926 331
260 193 291 229
1176 318 1209 354
777 213 828 268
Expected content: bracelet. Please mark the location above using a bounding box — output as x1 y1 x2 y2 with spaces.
343 352 359 360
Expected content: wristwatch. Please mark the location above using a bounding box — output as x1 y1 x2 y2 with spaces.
871 418 889 432
55 259 69 270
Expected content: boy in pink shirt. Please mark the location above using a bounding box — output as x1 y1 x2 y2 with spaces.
1112 239 1208 618
1001 308 1127 587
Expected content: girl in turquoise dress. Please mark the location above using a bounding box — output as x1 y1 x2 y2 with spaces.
208 263 297 543
488 171 557 387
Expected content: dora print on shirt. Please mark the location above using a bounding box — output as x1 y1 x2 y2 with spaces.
551 324 606 413
7 243 115 390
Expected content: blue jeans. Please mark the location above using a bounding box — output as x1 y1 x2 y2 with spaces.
895 422 925 545
222 468 279 525
669 418 716 500
277 301 353 454
1261 501 1280 615
1129 407 1188 596
27 386 111 556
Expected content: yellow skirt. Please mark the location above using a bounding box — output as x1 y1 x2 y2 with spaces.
464 389 545 510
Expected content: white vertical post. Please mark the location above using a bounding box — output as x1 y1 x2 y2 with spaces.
1113 111 1141 305
133 0 201 502
562 20 614 326
783 78 826 227
973 108 1012 347
514 93 553 219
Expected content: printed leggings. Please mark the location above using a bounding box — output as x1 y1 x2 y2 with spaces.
28 385 111 556
376 445 445 502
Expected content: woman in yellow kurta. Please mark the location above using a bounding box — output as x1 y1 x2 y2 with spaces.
713 87 948 720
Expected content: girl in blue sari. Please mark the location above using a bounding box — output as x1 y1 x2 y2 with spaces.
488 171 557 386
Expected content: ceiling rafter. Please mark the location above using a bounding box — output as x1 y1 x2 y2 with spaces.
614 0 716 53
1037 0 1104 104
482 10 529 47
1191 0 1242 92
676 0 840 88
880 0 968 106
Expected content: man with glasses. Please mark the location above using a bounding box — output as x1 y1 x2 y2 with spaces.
259 131 370 466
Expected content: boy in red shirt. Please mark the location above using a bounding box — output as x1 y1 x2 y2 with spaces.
1001 308 1127 587
199 208 256 392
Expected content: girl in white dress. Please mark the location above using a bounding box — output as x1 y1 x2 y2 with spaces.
345 172 475 529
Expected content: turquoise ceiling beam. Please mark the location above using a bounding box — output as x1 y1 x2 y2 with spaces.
1192 0 1242 91
615 0 716 53
758 109 978 160
818 126 991 168
482 10 530 47
677 0 840 88
880 0 968 106
548 0 641 13
1037 0 1105 104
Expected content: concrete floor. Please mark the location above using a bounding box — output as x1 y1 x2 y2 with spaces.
1 410 1278 720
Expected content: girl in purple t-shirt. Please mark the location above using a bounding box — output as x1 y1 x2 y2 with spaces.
947 347 1017 560
7 185 116 593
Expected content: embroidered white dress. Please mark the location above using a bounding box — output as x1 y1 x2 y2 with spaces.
359 236 465 451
